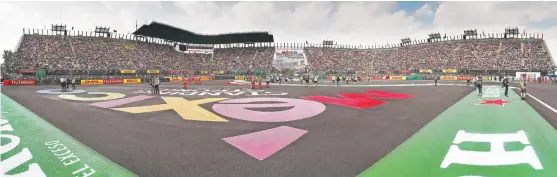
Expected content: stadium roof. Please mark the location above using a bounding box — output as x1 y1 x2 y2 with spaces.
132 22 274 44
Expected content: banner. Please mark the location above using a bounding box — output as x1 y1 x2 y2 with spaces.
419 69 432 73
370 76 384 80
3 80 36 86
515 72 540 79
457 76 471 80
200 76 212 81
356 71 366 74
103 79 124 84
255 70 265 75
200 71 209 74
35 70 46 78
442 69 457 73
213 71 224 75
406 75 425 80
389 76 406 80
440 76 458 80
168 70 177 75
232 71 245 75
235 76 246 80
120 69 136 74
170 77 183 82
146 70 160 74
399 70 410 74
123 78 141 84
81 80 104 85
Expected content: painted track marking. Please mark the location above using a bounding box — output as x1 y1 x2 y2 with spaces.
511 87 557 115
526 93 557 115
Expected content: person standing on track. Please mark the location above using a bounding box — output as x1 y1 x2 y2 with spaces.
434 75 438 86
477 76 483 96
71 78 76 90
520 77 527 100
336 75 341 87
60 77 66 91
502 76 509 97
154 77 160 94
473 75 478 91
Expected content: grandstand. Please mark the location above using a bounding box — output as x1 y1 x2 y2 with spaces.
2 22 555 79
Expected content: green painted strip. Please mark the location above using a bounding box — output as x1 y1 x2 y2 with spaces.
358 86 557 177
1 94 136 177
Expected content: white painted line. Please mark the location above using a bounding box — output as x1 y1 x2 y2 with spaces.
526 93 557 115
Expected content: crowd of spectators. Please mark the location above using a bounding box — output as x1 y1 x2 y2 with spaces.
305 38 553 72
4 34 554 75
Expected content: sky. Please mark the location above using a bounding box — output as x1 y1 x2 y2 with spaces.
0 1 556 66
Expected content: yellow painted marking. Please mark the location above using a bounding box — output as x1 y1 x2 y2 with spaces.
112 97 230 122
58 92 126 101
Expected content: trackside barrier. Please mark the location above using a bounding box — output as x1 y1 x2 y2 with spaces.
123 79 141 84
388 76 406 80
440 76 458 80
170 77 183 82
457 76 472 80
200 76 213 81
2 80 37 85
103 79 123 84
235 76 246 80
405 76 425 80
81 80 103 85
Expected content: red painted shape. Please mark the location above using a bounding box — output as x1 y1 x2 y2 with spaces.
480 99 511 106
302 90 413 109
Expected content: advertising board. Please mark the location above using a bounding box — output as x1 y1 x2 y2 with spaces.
170 77 183 82
146 70 160 74
515 72 540 78
120 70 136 74
123 79 141 84
457 76 471 80
389 76 406 80
235 76 246 80
440 76 458 80
103 79 124 84
81 80 104 85
3 80 37 85
200 76 212 81
370 76 384 80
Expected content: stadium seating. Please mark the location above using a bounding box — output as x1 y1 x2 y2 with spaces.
4 34 554 75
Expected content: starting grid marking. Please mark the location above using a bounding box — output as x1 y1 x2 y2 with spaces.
357 85 557 177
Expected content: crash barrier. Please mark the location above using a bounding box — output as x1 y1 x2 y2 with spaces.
386 76 406 80
2 80 37 85
440 76 458 81
405 75 425 80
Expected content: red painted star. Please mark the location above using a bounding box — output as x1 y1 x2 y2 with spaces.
480 99 511 106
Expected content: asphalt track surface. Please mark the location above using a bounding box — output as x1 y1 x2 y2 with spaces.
2 80 556 177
